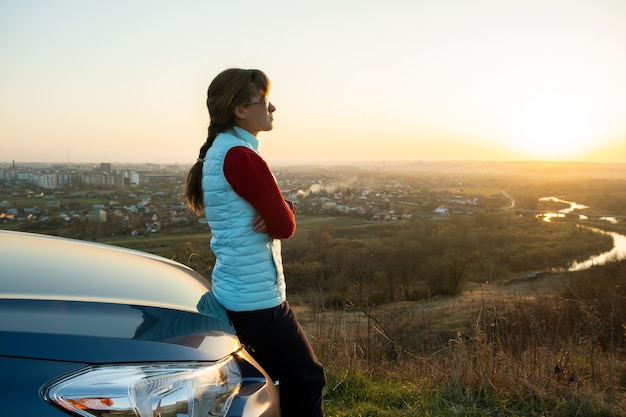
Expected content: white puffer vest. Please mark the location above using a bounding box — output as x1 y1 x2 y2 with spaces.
202 127 286 312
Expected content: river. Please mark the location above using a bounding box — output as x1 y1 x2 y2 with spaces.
538 197 626 271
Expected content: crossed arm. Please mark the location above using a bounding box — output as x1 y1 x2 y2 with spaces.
223 146 296 239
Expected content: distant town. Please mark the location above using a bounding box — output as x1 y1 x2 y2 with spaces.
0 160 518 238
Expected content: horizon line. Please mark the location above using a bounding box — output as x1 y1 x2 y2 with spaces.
3 159 626 165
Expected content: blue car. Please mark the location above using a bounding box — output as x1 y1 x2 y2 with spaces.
0 230 280 417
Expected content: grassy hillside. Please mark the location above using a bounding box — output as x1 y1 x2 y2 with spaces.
298 262 626 416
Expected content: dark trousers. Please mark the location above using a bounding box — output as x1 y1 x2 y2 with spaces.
227 301 326 417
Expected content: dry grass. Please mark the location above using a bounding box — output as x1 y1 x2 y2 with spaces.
293 265 626 415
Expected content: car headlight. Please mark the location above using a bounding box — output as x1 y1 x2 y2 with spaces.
43 357 242 417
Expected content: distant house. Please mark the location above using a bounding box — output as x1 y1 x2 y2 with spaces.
171 203 187 211
434 207 449 217
171 216 190 226
88 209 107 223
373 210 392 222
0 212 15 221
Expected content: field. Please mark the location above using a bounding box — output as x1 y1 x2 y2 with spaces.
286 214 368 230
292 265 626 416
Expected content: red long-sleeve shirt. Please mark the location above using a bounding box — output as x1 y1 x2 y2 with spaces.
223 146 296 239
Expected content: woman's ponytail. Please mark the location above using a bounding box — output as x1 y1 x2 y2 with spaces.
184 122 223 215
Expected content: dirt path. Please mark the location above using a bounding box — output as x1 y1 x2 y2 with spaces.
293 271 573 339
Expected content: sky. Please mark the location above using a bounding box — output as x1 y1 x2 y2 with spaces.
1 0 626 165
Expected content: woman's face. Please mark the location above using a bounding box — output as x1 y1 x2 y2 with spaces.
235 94 276 136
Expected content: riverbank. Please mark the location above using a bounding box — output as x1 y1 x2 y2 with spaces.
535 195 626 270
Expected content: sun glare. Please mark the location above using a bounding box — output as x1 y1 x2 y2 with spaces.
509 89 595 160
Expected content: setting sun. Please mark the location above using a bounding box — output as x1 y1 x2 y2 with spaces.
508 88 596 160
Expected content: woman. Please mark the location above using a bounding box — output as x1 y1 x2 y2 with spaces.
185 68 325 417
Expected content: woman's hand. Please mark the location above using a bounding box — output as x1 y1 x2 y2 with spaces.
253 214 267 233
285 199 297 214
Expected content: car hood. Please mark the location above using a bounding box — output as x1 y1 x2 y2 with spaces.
0 231 240 363
0 231 213 312
0 298 240 363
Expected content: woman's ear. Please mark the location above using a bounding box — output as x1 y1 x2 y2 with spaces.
234 105 247 120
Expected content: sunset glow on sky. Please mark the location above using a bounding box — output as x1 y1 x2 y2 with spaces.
1 0 626 164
